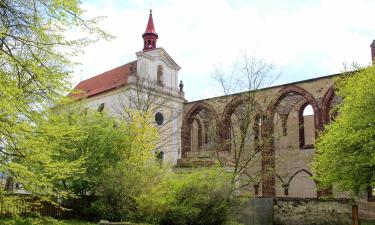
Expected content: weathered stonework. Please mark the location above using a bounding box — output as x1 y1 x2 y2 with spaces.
179 74 375 220
273 198 352 225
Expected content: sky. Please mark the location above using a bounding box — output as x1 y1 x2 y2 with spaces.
71 0 375 101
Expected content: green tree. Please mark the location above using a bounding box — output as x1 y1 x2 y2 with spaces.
1 107 86 200
312 65 375 194
0 0 109 201
86 110 162 221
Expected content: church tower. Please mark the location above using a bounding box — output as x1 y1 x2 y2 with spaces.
135 10 184 165
142 10 158 51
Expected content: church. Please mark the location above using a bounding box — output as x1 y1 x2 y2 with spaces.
72 11 375 221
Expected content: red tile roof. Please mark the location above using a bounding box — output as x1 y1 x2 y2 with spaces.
71 61 136 100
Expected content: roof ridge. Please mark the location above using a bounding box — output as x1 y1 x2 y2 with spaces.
71 60 137 100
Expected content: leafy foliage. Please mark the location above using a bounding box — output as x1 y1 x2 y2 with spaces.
86 111 161 222
1 106 87 200
313 65 375 194
0 0 109 202
137 167 241 225
0 216 95 225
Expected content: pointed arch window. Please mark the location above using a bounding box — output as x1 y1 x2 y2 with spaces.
299 104 315 149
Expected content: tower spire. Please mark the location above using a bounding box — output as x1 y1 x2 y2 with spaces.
142 9 158 51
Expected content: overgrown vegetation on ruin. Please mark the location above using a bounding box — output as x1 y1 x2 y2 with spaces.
313 64 375 194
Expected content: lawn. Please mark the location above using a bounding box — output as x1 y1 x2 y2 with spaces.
0 217 95 225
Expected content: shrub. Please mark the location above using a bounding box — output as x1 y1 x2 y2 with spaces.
137 167 241 225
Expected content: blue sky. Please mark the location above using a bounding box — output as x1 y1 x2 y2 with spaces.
72 0 375 101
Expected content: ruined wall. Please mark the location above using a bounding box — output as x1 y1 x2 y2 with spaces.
181 74 338 197
239 197 353 225
273 198 352 225
179 74 375 220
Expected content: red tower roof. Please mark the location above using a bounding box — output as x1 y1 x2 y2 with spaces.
143 10 157 35
142 10 158 51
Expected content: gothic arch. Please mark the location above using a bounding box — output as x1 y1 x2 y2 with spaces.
321 87 335 124
268 85 321 150
267 85 321 129
181 102 219 157
220 96 265 151
298 102 316 149
287 168 314 186
287 168 318 197
260 85 320 197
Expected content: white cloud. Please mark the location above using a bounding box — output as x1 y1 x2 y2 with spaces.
71 0 375 101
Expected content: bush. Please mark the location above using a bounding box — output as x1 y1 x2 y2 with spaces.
137 167 241 225
0 217 93 225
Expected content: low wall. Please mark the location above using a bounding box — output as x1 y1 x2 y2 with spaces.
98 221 149 225
273 197 353 225
240 197 353 225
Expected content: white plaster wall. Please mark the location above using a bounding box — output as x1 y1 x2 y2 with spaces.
74 48 184 165
75 86 183 165
136 48 180 94
75 87 131 116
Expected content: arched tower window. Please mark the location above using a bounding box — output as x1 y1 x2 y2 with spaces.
157 65 163 86
299 104 315 149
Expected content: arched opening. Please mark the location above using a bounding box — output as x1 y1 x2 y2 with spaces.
267 85 320 197
220 96 264 152
181 103 219 157
299 104 315 149
322 88 342 125
147 40 151 48
269 86 319 150
288 169 317 198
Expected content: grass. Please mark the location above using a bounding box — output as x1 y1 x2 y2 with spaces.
361 221 375 225
0 217 95 225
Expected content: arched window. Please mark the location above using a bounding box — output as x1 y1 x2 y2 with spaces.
157 65 163 86
299 104 315 149
155 112 164 126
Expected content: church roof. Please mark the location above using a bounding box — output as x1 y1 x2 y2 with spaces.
71 61 136 100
